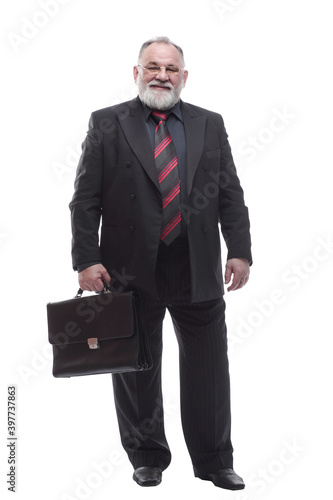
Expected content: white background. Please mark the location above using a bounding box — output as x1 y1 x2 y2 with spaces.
1 0 333 499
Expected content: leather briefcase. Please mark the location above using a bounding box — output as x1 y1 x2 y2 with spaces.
47 288 152 378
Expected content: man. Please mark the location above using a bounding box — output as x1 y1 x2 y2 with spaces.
69 36 252 490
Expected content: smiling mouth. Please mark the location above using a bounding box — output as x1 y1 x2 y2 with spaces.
150 85 171 90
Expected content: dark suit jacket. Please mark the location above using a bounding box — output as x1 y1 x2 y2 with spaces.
69 97 252 302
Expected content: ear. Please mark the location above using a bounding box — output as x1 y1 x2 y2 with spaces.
183 70 189 87
133 65 139 84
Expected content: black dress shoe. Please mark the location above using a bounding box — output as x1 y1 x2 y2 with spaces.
197 468 245 490
133 466 162 487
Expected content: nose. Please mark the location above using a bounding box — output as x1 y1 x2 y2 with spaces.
155 67 169 80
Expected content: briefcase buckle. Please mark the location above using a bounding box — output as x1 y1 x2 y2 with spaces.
87 338 100 350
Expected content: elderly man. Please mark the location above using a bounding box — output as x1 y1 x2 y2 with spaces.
70 36 252 490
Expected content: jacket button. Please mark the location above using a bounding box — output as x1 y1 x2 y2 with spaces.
202 164 208 171
126 161 131 168
129 225 135 231
130 194 136 200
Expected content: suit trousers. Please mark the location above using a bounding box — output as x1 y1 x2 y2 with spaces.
112 237 234 475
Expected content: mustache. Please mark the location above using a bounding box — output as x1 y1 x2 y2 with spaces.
148 80 174 89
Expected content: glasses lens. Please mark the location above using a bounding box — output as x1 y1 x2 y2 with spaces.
166 67 179 75
146 67 160 74
145 66 180 75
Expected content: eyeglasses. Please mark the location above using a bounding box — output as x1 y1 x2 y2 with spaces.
137 64 184 75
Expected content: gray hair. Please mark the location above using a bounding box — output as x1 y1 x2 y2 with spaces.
138 36 185 66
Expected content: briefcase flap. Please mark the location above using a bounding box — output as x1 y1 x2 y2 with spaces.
47 291 135 346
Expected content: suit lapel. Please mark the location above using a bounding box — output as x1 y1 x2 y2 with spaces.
181 101 207 196
118 98 207 196
117 97 160 191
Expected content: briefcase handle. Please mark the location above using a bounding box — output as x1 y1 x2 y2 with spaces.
75 284 111 299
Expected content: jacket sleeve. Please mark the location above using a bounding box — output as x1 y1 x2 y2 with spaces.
218 117 253 265
69 113 103 270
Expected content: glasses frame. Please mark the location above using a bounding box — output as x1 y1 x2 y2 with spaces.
137 63 184 75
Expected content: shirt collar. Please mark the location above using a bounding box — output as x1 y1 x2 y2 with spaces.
141 98 183 123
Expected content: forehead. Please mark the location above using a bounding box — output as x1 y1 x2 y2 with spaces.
140 43 182 66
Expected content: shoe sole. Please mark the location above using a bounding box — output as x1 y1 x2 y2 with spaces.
133 478 161 487
133 474 161 487
196 475 245 490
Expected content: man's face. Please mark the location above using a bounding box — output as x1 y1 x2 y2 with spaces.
133 42 189 110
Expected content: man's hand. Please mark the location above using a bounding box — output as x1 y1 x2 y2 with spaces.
78 264 111 292
224 258 250 292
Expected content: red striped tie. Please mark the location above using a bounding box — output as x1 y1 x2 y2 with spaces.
152 111 181 245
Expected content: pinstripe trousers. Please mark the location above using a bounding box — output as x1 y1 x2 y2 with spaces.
112 237 233 476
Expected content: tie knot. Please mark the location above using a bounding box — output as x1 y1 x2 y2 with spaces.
151 111 170 124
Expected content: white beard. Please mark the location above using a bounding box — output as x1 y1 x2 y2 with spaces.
137 76 184 110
